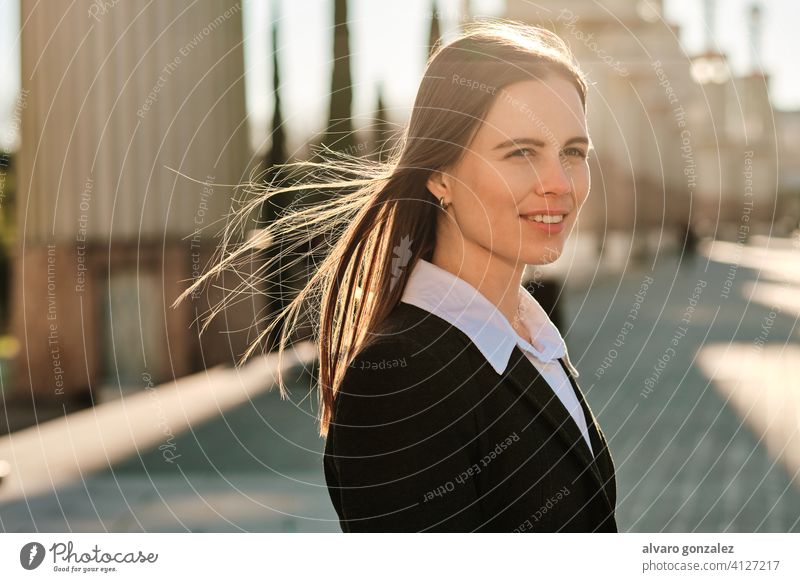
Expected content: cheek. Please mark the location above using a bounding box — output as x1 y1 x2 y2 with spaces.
572 162 590 191
572 163 591 202
457 162 526 230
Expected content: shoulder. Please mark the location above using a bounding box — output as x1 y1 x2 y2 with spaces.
334 323 475 429
340 333 450 399
345 300 478 382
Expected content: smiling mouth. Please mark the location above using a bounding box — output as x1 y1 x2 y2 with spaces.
521 214 566 224
520 213 568 234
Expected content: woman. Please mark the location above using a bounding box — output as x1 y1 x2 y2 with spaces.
176 19 616 533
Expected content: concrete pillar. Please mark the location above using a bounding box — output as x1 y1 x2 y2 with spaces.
13 0 257 405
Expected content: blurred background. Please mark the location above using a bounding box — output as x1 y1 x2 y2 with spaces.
0 0 798 532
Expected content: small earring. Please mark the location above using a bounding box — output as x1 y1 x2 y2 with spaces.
439 196 451 210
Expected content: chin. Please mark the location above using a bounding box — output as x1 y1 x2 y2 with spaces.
531 253 561 266
528 243 563 265
513 249 562 267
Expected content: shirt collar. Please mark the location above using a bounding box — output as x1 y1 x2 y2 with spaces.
399 258 566 375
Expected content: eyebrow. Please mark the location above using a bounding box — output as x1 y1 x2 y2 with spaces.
493 136 591 150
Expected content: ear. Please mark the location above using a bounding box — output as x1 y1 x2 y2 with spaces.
426 170 449 200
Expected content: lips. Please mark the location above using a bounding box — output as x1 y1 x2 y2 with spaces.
520 211 568 234
520 208 569 223
519 209 570 217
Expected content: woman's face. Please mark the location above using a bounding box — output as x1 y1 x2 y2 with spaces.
429 76 590 267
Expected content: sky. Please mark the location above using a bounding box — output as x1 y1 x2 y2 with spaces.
1 0 799 153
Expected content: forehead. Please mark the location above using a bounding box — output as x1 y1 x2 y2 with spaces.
476 77 586 144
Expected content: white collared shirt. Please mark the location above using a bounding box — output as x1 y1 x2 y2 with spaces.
400 258 594 456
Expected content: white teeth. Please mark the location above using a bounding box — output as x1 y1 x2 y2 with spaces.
525 214 564 224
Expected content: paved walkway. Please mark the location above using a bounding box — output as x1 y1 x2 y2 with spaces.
0 342 335 532
565 238 800 532
0 237 798 532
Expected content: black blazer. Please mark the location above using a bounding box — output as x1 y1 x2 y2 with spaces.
323 301 617 532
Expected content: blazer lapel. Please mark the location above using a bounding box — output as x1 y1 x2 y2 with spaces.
557 356 616 511
393 301 615 515
502 346 613 514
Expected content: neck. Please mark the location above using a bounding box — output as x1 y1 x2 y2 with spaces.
431 241 525 330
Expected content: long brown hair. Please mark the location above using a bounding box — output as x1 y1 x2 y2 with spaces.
172 19 588 438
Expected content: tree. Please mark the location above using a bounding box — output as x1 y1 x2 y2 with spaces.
370 83 392 162
320 0 354 155
428 0 441 59
260 7 295 351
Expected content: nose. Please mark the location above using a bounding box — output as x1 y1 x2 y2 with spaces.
534 154 572 196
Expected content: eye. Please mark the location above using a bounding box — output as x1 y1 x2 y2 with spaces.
507 148 535 159
562 147 588 159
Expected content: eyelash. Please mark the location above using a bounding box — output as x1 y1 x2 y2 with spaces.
507 147 588 160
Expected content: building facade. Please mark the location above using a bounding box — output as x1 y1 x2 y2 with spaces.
13 0 258 403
